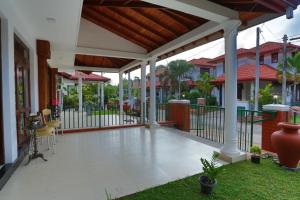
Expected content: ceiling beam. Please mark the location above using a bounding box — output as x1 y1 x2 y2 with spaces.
254 0 285 13
147 20 221 58
76 47 147 60
108 7 170 42
120 20 224 72
74 66 120 73
82 7 154 51
84 1 164 8
142 0 239 23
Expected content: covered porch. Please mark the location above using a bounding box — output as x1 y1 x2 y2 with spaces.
0 0 299 198
0 127 222 200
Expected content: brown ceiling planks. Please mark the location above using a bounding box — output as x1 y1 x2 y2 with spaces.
77 0 299 71
75 54 133 69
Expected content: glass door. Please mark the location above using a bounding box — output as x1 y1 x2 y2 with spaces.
14 35 31 150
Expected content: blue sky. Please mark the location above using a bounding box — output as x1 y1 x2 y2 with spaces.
98 7 300 85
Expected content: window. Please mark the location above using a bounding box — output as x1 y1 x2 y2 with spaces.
200 68 210 75
271 52 278 63
222 60 225 73
259 55 264 64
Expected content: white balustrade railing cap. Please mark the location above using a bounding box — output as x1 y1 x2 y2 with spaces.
262 104 290 112
168 99 190 104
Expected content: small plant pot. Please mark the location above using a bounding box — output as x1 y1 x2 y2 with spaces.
251 155 261 164
199 176 217 195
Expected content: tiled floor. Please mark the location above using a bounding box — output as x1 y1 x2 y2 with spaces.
0 127 222 200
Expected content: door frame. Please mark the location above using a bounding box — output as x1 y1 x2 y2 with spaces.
14 35 31 149
0 19 4 165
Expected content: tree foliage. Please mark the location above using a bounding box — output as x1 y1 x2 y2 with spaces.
167 60 193 98
197 72 215 98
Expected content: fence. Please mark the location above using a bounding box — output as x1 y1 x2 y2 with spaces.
189 105 268 152
61 103 143 130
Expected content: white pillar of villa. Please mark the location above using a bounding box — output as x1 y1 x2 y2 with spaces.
78 77 83 112
159 88 163 103
97 82 101 107
141 62 147 123
101 72 105 108
128 71 132 106
220 20 246 162
119 72 124 114
1 19 18 163
149 57 158 128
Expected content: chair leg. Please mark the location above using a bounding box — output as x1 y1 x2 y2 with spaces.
47 136 50 150
52 132 55 154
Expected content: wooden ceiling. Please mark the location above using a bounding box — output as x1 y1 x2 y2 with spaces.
82 0 207 52
78 0 299 70
75 54 133 68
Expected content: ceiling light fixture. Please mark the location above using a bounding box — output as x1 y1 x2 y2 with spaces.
46 17 56 23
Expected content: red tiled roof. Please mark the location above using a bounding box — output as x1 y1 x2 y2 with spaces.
251 41 300 54
209 42 300 63
59 71 110 82
212 64 278 84
209 48 255 63
189 57 214 67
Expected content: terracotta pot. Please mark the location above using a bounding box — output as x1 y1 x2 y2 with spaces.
271 122 300 169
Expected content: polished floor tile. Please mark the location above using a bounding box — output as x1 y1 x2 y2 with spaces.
0 127 222 200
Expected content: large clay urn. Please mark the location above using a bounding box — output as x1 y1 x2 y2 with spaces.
271 122 300 169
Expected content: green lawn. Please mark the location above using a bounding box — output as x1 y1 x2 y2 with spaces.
120 159 300 200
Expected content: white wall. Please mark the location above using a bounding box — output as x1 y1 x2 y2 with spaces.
215 62 223 76
0 1 38 163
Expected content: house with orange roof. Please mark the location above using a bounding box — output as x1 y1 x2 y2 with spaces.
206 42 300 107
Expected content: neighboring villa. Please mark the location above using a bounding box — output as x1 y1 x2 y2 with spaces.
208 42 300 108
132 42 300 106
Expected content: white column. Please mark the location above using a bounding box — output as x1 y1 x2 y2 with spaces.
78 77 83 111
128 72 132 106
222 84 225 107
160 88 163 103
101 72 105 108
97 81 101 107
1 18 18 163
119 72 124 114
149 57 158 127
60 77 64 111
141 62 147 123
220 20 245 161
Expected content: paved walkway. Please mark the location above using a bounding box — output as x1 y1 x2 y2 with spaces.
0 127 224 200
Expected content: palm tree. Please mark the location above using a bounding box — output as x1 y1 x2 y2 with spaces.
167 60 193 99
197 72 215 98
156 65 170 102
277 52 300 102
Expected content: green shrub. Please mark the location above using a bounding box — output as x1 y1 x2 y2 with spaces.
258 83 274 110
250 146 261 155
200 152 222 184
206 96 217 106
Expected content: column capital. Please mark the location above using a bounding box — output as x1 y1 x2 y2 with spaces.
149 56 157 62
140 61 148 67
222 19 241 37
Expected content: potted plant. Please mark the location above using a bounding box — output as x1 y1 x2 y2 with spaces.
199 152 221 195
250 146 261 164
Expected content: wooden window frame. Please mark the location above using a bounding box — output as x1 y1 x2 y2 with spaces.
271 52 278 63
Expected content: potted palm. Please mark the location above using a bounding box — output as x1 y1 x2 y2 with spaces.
250 146 261 164
199 152 221 195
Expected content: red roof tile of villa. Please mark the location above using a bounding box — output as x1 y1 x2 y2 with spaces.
212 64 278 84
189 58 214 67
59 71 110 82
250 41 300 54
209 42 300 63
